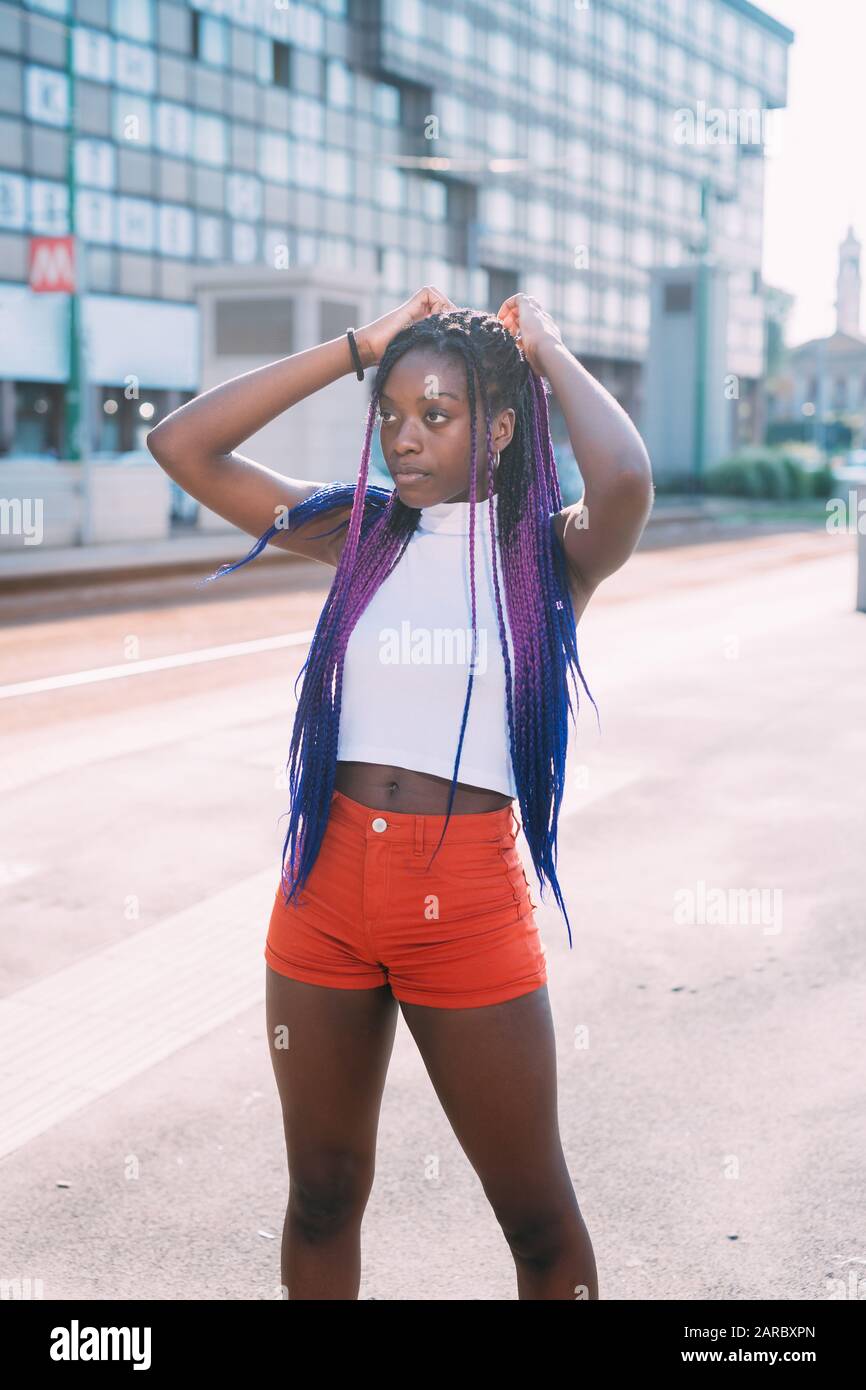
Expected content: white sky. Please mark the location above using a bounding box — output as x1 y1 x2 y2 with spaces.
759 0 864 346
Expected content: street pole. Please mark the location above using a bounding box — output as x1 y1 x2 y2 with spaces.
64 17 92 543
692 177 710 493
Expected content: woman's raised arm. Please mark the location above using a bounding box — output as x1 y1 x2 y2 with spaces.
145 331 375 566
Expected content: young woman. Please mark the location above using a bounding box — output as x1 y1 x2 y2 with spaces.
147 287 653 1300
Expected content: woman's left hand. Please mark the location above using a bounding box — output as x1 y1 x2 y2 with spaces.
496 293 563 374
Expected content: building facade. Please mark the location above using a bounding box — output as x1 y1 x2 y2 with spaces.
0 0 792 539
767 227 866 454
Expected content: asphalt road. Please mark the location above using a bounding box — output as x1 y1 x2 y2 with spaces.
1 525 863 1300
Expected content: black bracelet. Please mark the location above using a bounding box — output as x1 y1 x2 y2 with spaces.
346 327 365 380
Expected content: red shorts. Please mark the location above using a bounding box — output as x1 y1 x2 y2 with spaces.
265 789 547 1009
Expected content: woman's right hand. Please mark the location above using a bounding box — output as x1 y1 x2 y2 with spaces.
356 285 458 367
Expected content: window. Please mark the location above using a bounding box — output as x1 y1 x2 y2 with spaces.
603 8 627 55
327 59 352 109
529 124 556 171
488 111 516 155
636 95 657 139
604 287 623 326
159 203 194 258
422 178 447 219
721 10 738 52
661 170 681 211
636 28 657 71
12 382 63 458
528 199 554 241
74 27 112 82
599 221 624 260
564 277 589 323
483 187 515 231
664 282 692 313
601 80 627 124
155 103 191 157
31 179 68 233
391 0 422 36
295 142 324 189
198 214 223 260
262 227 287 268
568 137 591 181
326 148 352 197
692 59 712 102
766 41 787 86
446 14 472 58
565 208 590 255
273 40 291 88
259 131 291 183
232 223 258 263
632 227 654 268
531 48 555 91
110 0 153 43
117 196 154 251
636 164 654 205
600 150 626 193
377 167 404 208
489 33 516 76
200 16 228 68
439 94 467 139
112 91 152 147
695 0 713 36
374 82 400 123
76 189 113 242
75 139 115 188
666 42 687 89
226 174 262 221
194 111 226 166
631 294 650 332
293 95 324 140
25 65 68 127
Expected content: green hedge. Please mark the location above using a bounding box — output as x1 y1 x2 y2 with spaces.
702 448 835 500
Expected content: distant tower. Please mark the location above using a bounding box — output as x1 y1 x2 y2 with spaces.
835 225 862 336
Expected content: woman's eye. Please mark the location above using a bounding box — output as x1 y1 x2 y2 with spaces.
377 407 445 424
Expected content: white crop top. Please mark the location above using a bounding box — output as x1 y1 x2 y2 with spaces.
336 491 518 797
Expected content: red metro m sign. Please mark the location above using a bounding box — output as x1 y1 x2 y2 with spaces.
29 235 76 293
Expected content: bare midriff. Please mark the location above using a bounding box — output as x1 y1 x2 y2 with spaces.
333 760 513 815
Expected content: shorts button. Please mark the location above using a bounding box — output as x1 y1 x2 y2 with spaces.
371 817 387 832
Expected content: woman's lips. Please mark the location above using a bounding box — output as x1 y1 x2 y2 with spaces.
394 470 428 483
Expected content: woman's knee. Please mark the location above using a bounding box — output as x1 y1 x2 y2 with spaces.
288 1150 375 1241
495 1187 582 1265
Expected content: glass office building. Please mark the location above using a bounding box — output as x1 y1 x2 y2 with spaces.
0 0 792 465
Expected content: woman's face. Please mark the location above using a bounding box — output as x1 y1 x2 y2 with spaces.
377 347 515 505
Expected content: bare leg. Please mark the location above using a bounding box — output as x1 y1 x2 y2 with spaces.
398 985 598 1299
265 966 399 1299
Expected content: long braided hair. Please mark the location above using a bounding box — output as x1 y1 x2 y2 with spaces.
199 308 599 947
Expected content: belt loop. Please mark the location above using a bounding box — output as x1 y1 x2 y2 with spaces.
414 814 424 856
511 807 522 837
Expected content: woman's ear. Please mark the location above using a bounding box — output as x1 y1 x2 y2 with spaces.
496 407 516 454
